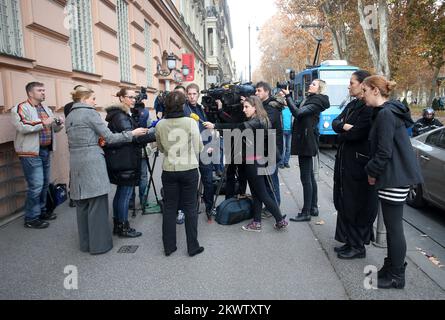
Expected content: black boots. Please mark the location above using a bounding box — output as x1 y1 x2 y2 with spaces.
337 246 366 259
116 221 142 238
290 212 311 222
378 260 407 289
334 243 350 253
378 257 392 279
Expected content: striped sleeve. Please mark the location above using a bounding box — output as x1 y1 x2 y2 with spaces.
12 102 44 134
378 187 410 204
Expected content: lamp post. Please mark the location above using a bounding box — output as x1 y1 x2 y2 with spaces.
248 23 251 83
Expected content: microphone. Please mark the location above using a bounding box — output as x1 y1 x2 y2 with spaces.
147 118 160 128
190 113 204 123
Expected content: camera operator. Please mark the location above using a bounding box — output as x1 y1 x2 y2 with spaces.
128 88 155 210
203 96 288 232
104 88 156 238
282 80 330 222
255 81 284 207
184 83 215 216
154 90 167 119
213 98 248 199
412 108 443 137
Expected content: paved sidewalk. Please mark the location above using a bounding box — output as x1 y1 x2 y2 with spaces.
0 155 443 300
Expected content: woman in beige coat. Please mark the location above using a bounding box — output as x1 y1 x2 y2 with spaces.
155 91 204 257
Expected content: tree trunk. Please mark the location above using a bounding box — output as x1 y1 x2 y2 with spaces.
378 0 390 78
358 0 381 74
428 66 441 106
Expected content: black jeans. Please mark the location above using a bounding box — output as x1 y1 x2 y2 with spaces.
199 161 214 212
242 164 283 223
381 201 406 268
161 169 200 254
299 156 318 214
225 163 247 199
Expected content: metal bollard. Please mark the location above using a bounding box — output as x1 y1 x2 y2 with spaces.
373 201 387 248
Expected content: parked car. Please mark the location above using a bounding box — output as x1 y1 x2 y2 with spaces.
408 127 445 210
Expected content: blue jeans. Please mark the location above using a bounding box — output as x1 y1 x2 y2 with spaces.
113 185 134 222
131 158 148 205
20 148 51 221
282 130 292 165
265 166 281 206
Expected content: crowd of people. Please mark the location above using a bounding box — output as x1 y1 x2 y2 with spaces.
11 72 426 288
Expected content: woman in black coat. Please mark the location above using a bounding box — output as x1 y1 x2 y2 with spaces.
283 80 330 222
332 70 378 259
105 88 155 238
204 96 288 232
362 75 423 289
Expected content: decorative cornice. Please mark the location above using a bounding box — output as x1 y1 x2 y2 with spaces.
26 23 69 43
72 70 103 83
95 21 118 36
0 54 35 70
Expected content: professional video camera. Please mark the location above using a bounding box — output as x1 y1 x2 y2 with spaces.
276 80 295 91
201 83 256 121
134 86 148 105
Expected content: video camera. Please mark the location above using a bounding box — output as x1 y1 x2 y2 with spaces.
276 81 295 91
135 86 148 105
201 83 256 120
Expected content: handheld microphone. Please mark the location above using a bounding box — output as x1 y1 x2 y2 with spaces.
190 113 203 123
147 118 160 128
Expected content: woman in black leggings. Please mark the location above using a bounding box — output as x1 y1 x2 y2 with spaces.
362 75 423 289
204 96 288 232
282 80 330 222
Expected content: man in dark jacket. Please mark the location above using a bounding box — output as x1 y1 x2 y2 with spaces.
256 81 283 206
183 83 215 216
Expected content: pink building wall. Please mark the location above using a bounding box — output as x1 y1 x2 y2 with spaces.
0 0 185 218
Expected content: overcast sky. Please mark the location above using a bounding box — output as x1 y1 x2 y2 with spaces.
227 0 277 82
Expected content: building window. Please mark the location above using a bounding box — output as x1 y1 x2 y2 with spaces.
68 0 94 73
0 0 23 57
117 0 131 83
208 28 213 56
144 21 153 87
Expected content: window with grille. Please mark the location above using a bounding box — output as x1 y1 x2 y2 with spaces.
117 0 131 83
68 0 95 73
144 21 153 87
0 0 24 57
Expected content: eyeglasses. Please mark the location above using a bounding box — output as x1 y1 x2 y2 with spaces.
125 96 136 99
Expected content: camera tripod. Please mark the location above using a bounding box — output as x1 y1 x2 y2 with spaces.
131 145 162 217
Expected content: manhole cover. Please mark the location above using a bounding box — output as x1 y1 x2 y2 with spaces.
118 245 139 253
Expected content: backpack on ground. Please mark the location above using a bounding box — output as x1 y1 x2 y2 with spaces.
215 195 253 225
46 183 67 213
